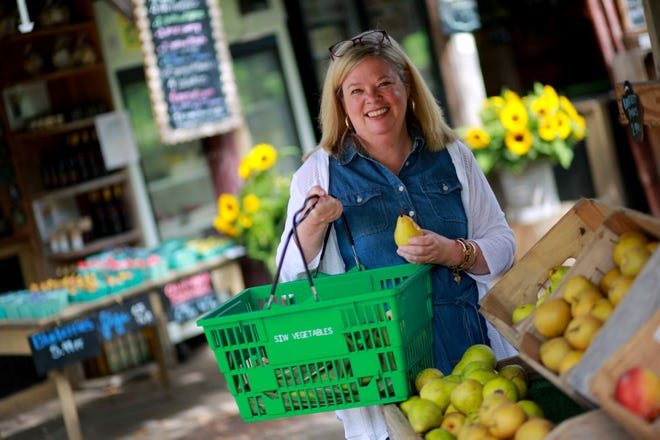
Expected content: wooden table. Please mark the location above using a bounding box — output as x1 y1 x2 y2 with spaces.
0 249 245 440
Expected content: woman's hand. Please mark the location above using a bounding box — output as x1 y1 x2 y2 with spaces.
396 229 460 267
303 186 343 227
294 186 343 263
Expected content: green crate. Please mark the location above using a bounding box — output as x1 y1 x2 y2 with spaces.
197 263 433 421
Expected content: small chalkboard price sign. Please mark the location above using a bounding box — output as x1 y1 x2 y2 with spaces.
28 295 156 376
29 318 101 376
160 271 220 323
132 0 242 144
97 295 156 341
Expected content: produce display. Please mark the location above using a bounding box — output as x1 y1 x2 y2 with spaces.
399 344 556 439
528 231 657 376
0 237 237 320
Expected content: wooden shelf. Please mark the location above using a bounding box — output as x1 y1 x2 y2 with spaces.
31 170 127 203
46 229 142 261
1 21 96 44
9 117 97 141
4 63 107 88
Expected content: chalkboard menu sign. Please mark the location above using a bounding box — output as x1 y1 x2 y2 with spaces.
133 0 242 144
28 295 156 376
160 271 222 323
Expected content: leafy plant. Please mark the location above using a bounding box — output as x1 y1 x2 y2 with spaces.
213 143 295 275
458 83 586 175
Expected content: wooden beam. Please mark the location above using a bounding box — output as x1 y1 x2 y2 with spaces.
643 0 660 77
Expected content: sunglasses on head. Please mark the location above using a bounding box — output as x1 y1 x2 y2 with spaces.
328 30 391 60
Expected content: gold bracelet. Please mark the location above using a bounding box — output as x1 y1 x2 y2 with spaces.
465 239 479 271
450 238 473 284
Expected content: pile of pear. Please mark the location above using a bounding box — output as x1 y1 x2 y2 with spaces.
400 344 555 440
531 231 657 376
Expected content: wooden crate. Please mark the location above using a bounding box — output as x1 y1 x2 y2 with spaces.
516 207 660 408
480 198 613 347
546 409 635 440
589 310 660 440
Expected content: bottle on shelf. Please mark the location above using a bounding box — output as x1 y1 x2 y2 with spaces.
103 186 124 235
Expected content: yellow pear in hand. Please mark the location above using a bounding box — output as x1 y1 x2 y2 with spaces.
394 213 423 246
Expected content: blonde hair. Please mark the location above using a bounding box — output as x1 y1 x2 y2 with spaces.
318 31 456 157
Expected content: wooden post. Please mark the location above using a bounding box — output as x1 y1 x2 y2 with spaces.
49 370 82 440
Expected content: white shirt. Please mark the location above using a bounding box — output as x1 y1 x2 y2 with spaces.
275 140 518 439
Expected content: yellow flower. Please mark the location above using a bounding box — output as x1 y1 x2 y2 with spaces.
538 117 556 142
531 95 554 120
242 193 260 213
238 157 252 179
249 143 278 171
560 96 579 120
238 214 253 229
505 130 533 155
485 96 506 114
464 127 491 149
573 115 586 140
555 111 571 140
500 100 528 132
218 194 239 222
213 216 239 237
503 90 521 102
542 85 560 110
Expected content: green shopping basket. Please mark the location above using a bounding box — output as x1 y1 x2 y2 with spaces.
197 197 434 421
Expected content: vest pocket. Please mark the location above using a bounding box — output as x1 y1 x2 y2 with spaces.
335 188 389 238
421 178 465 221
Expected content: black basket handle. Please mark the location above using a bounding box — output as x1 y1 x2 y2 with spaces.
266 195 363 309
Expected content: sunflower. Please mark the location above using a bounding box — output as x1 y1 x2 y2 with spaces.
505 130 533 156
242 193 260 213
238 157 252 179
538 117 556 142
238 214 253 229
500 100 529 132
249 143 278 171
218 194 239 222
464 127 491 149
458 82 585 175
213 216 239 237
555 112 572 140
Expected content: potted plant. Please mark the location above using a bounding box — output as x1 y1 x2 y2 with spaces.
213 143 296 277
458 83 586 223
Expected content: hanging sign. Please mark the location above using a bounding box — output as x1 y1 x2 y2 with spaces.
132 0 242 144
28 317 100 376
160 271 220 323
28 295 156 375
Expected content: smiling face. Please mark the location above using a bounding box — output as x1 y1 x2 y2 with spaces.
339 56 409 149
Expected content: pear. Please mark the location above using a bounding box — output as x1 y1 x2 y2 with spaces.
613 231 648 267
416 367 446 392
619 245 651 277
394 213 423 246
407 398 444 433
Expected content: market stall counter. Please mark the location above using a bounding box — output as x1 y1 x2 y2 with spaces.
0 243 246 440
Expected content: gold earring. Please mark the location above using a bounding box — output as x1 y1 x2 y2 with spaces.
345 116 352 130
409 99 416 112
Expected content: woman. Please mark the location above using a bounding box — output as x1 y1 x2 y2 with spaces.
276 29 516 439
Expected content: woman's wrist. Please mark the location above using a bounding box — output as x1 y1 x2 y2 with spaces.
449 238 479 283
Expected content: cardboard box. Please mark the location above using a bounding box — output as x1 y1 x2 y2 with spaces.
480 198 613 348
589 310 660 440
516 207 660 407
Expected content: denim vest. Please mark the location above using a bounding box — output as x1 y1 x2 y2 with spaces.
328 132 489 373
